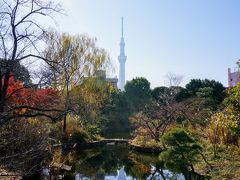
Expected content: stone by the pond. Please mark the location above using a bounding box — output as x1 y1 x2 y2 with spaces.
42 167 49 176
51 162 72 171
62 164 72 171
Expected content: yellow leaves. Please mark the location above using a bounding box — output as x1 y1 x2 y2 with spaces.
208 108 239 145
70 78 112 121
211 110 237 129
229 121 238 129
44 31 112 93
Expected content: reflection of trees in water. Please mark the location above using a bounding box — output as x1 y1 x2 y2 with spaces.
124 152 157 179
74 145 159 179
48 145 206 179
74 145 127 178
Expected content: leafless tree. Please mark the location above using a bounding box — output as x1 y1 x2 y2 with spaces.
0 0 64 125
130 93 189 143
164 72 183 87
0 119 50 176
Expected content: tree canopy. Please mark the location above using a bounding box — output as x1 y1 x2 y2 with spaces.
160 128 202 173
125 77 152 112
185 79 225 103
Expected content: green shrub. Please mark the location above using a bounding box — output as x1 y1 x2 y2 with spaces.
160 128 202 173
71 129 90 145
86 124 101 140
49 115 91 144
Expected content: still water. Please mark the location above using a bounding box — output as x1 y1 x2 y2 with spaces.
42 144 186 180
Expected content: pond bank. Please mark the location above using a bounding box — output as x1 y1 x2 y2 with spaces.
74 138 162 154
0 169 21 180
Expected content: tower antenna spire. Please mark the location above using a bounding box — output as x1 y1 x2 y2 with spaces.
118 16 127 91
121 16 124 38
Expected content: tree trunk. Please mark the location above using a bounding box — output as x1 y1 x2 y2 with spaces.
200 153 213 170
0 70 10 112
63 75 70 132
0 70 2 111
63 115 67 132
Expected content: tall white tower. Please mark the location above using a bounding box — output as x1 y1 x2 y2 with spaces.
118 17 127 91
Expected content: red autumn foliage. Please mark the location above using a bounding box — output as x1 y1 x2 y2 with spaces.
3 73 59 113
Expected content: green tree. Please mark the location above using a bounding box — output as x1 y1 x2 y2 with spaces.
160 128 202 173
196 87 214 98
151 86 168 102
102 89 132 136
186 79 225 103
185 79 203 96
125 77 152 112
175 87 191 102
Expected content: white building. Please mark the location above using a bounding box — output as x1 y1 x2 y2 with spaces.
118 17 127 91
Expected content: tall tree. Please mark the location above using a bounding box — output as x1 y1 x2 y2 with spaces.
43 31 111 131
71 78 113 127
164 72 183 87
185 79 225 103
125 77 152 112
103 89 132 135
0 0 62 124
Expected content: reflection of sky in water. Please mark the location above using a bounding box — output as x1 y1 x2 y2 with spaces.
75 167 132 180
75 166 185 180
149 166 185 180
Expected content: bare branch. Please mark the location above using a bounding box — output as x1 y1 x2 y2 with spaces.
0 0 63 124
164 72 184 87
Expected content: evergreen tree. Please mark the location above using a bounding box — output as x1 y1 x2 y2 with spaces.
160 128 202 173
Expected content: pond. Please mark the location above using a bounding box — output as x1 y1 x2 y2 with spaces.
39 144 190 180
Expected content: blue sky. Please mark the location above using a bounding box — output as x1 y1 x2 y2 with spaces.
52 0 240 88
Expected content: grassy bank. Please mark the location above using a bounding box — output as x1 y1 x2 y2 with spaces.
195 144 240 179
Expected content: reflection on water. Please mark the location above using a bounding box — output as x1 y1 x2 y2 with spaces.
75 167 133 180
45 144 185 180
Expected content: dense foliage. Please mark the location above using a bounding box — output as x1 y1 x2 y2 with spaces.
160 128 202 173
125 77 152 112
0 0 239 179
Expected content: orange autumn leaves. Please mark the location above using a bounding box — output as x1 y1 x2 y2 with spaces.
4 73 59 114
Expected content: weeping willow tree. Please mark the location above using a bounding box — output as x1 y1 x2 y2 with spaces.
42 31 112 131
71 78 115 137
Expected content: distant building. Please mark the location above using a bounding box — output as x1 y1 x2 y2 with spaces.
228 67 239 87
94 70 118 88
118 17 127 91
